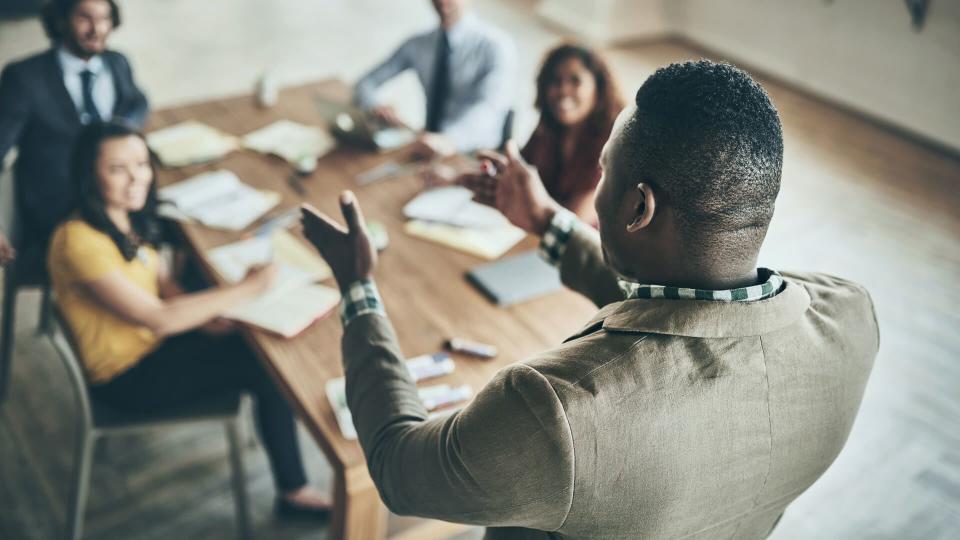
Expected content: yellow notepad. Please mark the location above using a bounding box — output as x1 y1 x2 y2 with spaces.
147 121 239 167
404 220 526 260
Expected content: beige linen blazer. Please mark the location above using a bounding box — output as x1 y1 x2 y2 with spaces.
341 223 879 539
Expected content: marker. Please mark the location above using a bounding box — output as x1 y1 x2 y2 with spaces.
445 338 498 359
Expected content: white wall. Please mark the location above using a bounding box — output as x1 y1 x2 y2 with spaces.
538 0 960 153
537 0 670 43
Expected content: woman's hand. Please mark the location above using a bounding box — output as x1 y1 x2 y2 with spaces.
240 263 279 296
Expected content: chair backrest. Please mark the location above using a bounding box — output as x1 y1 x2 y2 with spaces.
48 306 95 431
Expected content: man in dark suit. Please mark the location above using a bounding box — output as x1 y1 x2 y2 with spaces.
0 0 148 269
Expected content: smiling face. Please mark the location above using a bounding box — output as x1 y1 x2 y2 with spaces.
95 135 154 213
65 0 114 57
546 57 598 127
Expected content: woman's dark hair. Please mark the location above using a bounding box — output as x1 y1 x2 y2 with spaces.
42 0 122 42
534 43 625 132
73 120 161 261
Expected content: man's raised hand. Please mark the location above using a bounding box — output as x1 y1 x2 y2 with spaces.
301 191 378 291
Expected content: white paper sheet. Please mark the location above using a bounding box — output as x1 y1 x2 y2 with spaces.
403 186 509 229
206 229 332 287
158 170 279 231
242 120 336 165
223 283 340 338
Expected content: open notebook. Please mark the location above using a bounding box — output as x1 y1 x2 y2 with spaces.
158 170 280 231
207 229 339 338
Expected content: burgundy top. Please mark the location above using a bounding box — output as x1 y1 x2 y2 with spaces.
521 118 615 228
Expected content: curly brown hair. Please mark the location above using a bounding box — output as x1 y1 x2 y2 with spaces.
534 43 625 131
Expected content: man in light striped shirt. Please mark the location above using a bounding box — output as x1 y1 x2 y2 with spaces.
353 0 516 158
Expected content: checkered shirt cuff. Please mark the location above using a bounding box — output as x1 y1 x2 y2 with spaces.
340 278 386 327
538 209 577 267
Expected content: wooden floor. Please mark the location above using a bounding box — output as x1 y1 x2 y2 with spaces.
2 6 959 540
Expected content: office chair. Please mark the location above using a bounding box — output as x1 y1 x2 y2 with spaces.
48 308 253 540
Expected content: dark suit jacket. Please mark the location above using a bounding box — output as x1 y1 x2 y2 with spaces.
341 222 879 539
0 48 148 248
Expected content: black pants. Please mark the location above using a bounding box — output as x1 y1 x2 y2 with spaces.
91 331 308 492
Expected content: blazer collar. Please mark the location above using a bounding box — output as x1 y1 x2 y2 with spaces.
43 48 81 125
568 276 811 340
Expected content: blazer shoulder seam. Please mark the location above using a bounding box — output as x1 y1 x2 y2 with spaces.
571 333 649 386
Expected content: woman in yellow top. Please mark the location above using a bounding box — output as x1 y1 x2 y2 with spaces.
48 121 330 519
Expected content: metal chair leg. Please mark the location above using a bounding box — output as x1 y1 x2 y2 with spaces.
244 404 258 449
0 274 18 405
36 284 53 336
68 433 96 540
226 420 251 540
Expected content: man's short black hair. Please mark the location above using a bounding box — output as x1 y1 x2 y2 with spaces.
41 0 122 42
621 60 783 259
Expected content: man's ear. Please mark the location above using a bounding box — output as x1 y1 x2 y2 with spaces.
626 183 656 232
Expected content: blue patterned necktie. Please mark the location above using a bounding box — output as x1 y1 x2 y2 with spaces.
80 69 102 124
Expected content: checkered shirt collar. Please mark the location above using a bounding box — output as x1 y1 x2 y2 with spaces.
618 269 784 302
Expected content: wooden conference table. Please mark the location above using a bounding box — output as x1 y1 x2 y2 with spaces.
150 80 596 540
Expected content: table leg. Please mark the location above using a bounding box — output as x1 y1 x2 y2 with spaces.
330 464 387 540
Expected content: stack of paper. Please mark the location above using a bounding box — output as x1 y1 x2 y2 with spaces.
147 121 239 167
158 170 280 231
207 229 337 337
403 186 508 228
242 120 336 165
402 187 526 259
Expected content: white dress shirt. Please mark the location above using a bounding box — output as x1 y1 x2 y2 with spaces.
58 47 116 124
353 14 516 152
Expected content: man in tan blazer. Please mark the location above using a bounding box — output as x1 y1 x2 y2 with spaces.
302 60 879 539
